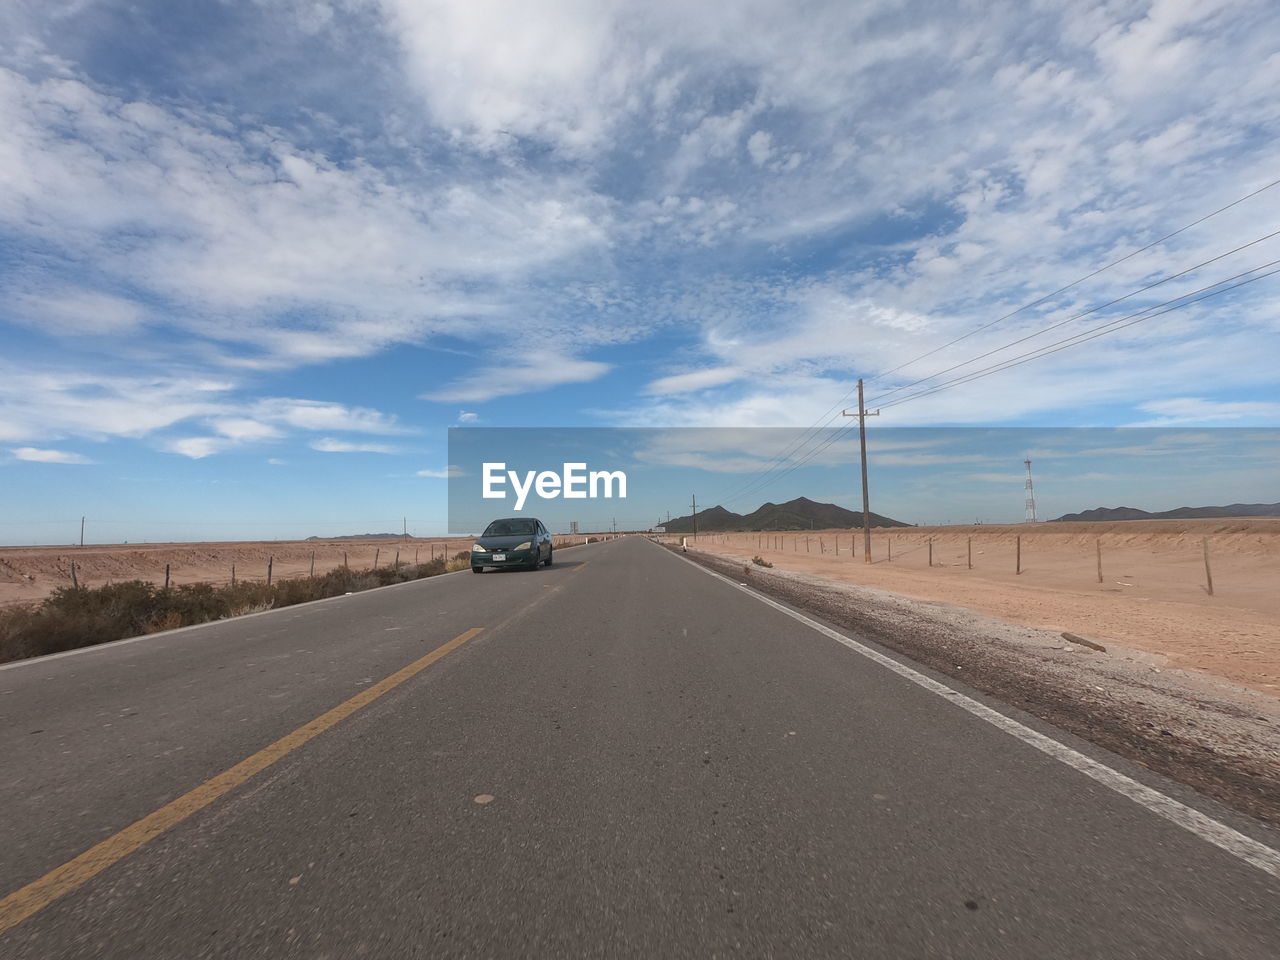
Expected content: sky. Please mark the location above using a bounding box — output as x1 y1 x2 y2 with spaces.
2 0 1279 541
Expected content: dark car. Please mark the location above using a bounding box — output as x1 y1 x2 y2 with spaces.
471 518 553 573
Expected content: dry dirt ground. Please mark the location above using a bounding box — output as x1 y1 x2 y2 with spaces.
668 540 1280 823
0 535 590 606
683 519 1280 695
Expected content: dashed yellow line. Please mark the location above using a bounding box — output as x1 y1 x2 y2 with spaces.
0 626 483 936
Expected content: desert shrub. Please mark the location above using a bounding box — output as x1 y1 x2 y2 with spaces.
751 555 773 567
0 557 455 665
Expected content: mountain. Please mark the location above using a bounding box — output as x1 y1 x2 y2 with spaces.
661 496 909 533
1053 503 1280 522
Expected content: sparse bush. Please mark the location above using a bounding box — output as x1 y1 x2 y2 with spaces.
0 556 454 665
751 555 774 567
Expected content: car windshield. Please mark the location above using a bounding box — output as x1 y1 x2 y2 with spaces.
482 519 537 537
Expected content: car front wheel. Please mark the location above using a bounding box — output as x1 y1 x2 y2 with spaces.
544 549 553 567
471 566 485 574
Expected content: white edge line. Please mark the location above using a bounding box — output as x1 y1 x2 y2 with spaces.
660 540 1280 881
0 540 603 673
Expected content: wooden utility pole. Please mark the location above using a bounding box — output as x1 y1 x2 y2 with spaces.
80 516 85 548
691 495 698 541
843 379 879 563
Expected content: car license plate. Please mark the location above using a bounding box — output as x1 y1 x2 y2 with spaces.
492 553 506 561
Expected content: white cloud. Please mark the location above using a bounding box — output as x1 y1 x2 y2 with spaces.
4 0 1280 436
423 351 611 403
210 418 282 442
0 365 233 443
645 366 743 395
746 130 774 166
457 411 480 423
416 465 464 478
0 65 613 370
167 437 231 459
12 289 146 336
311 437 400 454
10 446 93 464
252 399 411 434
1127 396 1280 427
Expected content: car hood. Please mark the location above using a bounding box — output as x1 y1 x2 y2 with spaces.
476 535 535 550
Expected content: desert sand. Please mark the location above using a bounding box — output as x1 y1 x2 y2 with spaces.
0 534 587 607
679 518 1280 694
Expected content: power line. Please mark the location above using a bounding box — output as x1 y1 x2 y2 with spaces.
867 227 1280 406
877 259 1280 410
707 178 1280 508
868 175 1280 384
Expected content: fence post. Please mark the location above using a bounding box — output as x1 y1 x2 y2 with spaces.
967 537 972 570
1096 538 1103 584
267 557 273 586
343 551 348 570
310 551 315 578
70 560 79 589
373 548 379 569
164 563 170 590
928 538 933 567
1016 535 1021 575
394 549 400 570
888 538 891 562
1202 538 1214 596
231 564 236 586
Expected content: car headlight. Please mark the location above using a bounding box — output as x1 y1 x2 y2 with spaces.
513 541 533 551
471 543 486 552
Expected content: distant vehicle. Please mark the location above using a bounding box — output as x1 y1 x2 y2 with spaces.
471 518 553 573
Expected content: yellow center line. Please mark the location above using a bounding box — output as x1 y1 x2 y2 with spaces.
0 626 484 936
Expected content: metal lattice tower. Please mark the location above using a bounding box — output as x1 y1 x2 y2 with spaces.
1024 457 1037 523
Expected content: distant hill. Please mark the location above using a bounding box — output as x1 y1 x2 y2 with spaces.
662 496 909 533
305 533 404 541
1053 503 1280 522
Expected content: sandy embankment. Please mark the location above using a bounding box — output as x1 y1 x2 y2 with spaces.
682 518 1280 694
0 535 587 608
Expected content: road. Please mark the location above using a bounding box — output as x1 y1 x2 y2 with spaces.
1 536 1277 958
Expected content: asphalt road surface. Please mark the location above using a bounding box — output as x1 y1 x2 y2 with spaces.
2 536 1278 958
